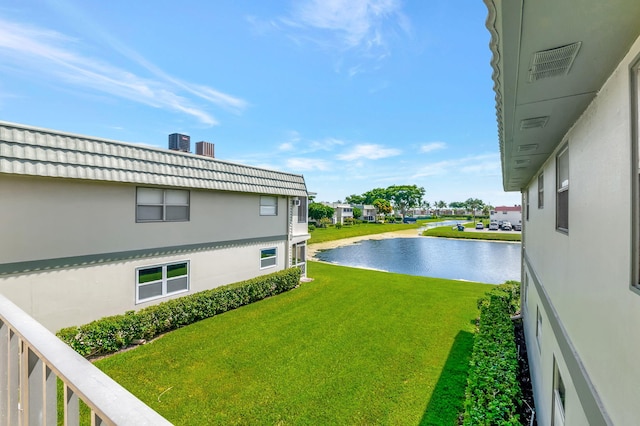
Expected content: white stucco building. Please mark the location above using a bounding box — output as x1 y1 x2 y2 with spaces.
490 206 522 227
0 121 310 331
485 0 640 424
321 202 353 225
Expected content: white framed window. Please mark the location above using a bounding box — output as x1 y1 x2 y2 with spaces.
136 187 189 222
536 306 543 350
538 173 544 208
292 242 306 275
523 272 529 308
556 145 569 232
260 247 277 269
260 196 278 216
631 61 640 289
136 261 189 303
552 359 566 426
297 197 308 223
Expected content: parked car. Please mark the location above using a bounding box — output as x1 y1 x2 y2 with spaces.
489 222 499 231
475 222 484 229
513 223 522 231
501 221 512 231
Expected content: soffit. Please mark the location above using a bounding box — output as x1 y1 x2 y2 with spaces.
485 0 640 191
0 121 308 197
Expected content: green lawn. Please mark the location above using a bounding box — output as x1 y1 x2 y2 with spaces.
423 225 522 242
94 262 491 425
309 219 444 244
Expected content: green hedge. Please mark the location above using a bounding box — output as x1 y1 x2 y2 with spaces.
57 268 301 357
463 281 522 425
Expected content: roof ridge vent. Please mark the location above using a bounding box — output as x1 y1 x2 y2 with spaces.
528 42 582 82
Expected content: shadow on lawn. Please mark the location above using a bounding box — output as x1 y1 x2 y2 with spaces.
419 330 474 426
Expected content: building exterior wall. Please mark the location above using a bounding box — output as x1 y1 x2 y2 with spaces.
0 174 300 331
291 197 309 238
490 209 521 226
522 34 640 426
1 175 288 264
0 240 286 332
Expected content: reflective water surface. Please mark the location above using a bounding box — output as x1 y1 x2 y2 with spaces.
315 237 521 284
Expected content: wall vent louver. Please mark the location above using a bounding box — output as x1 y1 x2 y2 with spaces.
528 42 582 82
517 143 539 152
520 116 549 130
514 159 531 168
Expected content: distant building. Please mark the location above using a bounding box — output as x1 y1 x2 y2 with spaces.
168 133 190 152
196 141 215 158
0 121 310 331
490 206 521 226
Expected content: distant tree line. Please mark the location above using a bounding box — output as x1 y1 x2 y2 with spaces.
344 184 426 218
309 186 493 224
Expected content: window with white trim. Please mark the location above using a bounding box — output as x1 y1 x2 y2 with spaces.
538 173 544 208
260 196 278 216
556 145 569 232
260 247 277 269
292 242 306 275
136 188 189 222
536 306 543 350
632 62 640 288
297 197 308 223
136 261 189 303
552 359 566 426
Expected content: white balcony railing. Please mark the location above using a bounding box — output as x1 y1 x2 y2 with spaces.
0 294 172 425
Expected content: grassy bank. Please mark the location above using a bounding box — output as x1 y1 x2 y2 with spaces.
94 262 491 425
424 225 522 242
309 219 439 244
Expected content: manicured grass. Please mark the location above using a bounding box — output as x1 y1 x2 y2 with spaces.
94 262 491 425
423 225 522 242
309 220 436 244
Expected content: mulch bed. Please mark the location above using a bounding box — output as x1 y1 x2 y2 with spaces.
514 318 536 425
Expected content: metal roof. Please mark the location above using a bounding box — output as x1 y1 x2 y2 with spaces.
484 0 640 191
0 121 308 197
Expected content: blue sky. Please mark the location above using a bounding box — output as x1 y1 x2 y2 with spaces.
0 0 521 207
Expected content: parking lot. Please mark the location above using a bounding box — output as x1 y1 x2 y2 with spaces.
457 223 521 233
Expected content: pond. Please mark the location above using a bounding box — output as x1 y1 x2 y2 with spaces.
314 237 521 284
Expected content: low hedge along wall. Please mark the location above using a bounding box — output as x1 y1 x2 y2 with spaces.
463 281 522 425
57 268 301 357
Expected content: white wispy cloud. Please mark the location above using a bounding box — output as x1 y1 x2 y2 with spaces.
309 137 345 152
289 0 408 50
270 0 411 71
286 157 332 171
412 153 500 178
337 143 401 160
279 142 295 151
0 17 247 125
277 130 303 151
419 141 447 153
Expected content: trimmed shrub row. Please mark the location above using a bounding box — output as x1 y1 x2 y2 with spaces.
57 268 302 357
463 281 522 425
